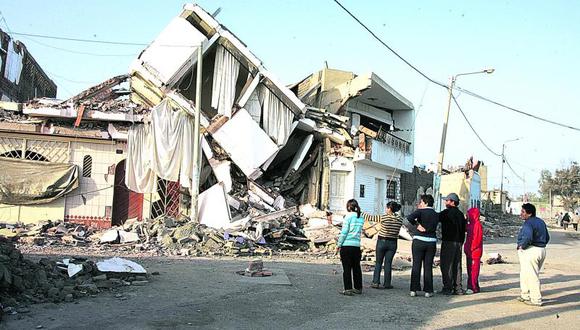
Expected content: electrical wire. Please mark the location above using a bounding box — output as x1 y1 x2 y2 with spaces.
9 31 197 48
20 35 137 57
451 94 502 157
332 0 580 132
332 0 444 88
504 156 525 182
454 86 580 132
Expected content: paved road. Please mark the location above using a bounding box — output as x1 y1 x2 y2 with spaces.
2 229 578 329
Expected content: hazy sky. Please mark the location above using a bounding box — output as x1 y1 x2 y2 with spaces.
2 0 579 198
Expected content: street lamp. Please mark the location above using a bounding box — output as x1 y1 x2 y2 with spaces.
500 137 521 214
434 68 495 210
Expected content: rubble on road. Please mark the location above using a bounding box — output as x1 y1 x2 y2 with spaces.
6 205 343 258
480 212 522 240
0 237 150 311
486 252 506 265
236 259 272 277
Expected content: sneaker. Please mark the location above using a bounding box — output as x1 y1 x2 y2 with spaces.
453 289 465 295
352 289 362 295
437 289 453 296
524 300 543 307
409 291 417 297
383 285 394 289
370 283 381 289
340 290 354 296
465 289 474 295
425 292 434 298
516 296 530 303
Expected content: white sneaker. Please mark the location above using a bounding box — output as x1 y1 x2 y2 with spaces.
465 289 474 295
410 291 417 297
425 292 433 298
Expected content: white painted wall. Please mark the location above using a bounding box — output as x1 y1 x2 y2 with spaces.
65 141 129 223
353 161 401 214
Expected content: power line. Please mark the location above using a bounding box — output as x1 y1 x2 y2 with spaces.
332 0 580 132
20 35 137 57
454 86 580 132
9 31 198 48
504 156 525 182
332 0 444 88
451 94 502 157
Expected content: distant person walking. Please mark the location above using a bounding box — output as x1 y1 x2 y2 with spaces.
562 212 571 230
337 199 365 296
517 203 550 307
362 201 403 289
438 193 467 295
465 207 484 294
406 194 439 298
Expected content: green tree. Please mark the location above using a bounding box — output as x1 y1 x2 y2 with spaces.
539 162 580 210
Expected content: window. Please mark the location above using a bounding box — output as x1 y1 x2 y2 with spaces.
386 180 397 199
83 155 92 178
359 184 365 198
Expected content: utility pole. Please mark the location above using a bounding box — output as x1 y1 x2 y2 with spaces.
191 46 203 222
434 69 494 210
500 144 506 214
499 138 520 214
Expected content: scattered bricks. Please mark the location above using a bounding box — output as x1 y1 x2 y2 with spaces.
246 259 263 273
95 280 114 289
92 274 107 281
131 280 148 286
76 283 99 295
134 275 148 281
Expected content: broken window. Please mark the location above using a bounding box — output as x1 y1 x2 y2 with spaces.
386 180 397 199
359 184 365 198
83 155 92 178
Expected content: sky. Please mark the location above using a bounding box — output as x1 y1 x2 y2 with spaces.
1 0 579 198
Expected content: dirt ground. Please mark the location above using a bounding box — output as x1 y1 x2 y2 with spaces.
1 228 578 330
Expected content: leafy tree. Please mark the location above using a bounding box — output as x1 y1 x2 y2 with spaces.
539 162 580 210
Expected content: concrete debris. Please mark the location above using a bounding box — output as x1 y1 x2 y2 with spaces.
486 252 505 265
480 211 522 240
236 259 273 277
0 238 150 312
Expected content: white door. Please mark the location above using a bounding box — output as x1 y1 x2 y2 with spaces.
374 178 385 214
329 172 347 212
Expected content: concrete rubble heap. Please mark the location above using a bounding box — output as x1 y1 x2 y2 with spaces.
0 237 150 314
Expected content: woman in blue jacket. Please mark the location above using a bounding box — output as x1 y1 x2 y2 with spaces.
337 199 365 296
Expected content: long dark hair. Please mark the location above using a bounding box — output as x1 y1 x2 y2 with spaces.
346 199 361 218
386 201 401 213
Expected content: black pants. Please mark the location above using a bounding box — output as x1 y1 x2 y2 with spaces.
373 238 398 287
440 241 463 293
340 246 362 291
410 239 436 293
573 223 578 231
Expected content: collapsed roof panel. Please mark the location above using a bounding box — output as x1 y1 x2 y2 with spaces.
131 17 208 87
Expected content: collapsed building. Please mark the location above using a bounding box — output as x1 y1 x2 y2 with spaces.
0 28 57 102
0 4 416 234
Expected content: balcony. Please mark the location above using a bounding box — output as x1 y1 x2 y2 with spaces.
357 133 413 172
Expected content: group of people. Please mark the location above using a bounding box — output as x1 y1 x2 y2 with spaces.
336 194 550 307
556 210 579 231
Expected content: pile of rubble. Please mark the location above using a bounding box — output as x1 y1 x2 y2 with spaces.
480 212 522 240
0 237 150 315
5 205 342 258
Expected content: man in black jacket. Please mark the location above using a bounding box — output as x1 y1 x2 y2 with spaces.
439 193 466 295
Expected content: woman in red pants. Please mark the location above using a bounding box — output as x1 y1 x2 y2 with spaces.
465 207 483 294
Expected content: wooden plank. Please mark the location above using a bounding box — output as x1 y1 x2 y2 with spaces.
253 206 298 222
